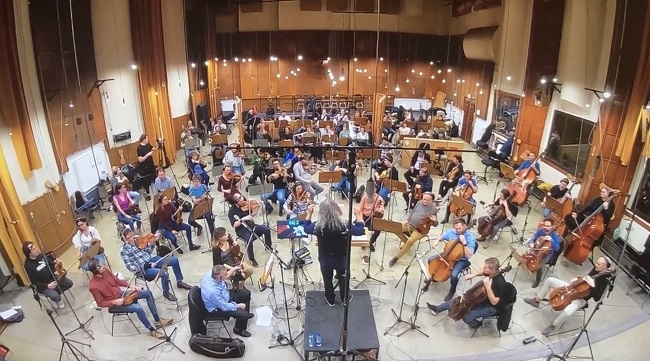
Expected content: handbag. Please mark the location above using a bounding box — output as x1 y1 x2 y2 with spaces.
188 335 245 358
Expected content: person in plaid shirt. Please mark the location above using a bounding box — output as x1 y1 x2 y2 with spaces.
119 228 192 301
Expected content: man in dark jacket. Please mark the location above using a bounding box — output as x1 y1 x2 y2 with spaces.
22 242 73 309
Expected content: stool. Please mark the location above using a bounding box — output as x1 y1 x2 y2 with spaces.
108 309 141 336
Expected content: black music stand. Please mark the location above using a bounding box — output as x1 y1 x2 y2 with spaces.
319 171 342 199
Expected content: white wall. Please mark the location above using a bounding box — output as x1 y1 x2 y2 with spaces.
90 0 144 147
0 0 61 204
162 0 191 118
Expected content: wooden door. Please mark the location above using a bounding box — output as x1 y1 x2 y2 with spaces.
461 96 476 143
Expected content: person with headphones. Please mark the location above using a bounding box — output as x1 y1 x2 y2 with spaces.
119 228 192 302
87 259 172 339
523 256 613 336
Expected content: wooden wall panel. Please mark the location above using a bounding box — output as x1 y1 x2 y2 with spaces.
327 0 349 12
379 0 400 14
300 0 322 11
22 180 75 256
240 0 263 13
106 141 141 166
354 0 375 13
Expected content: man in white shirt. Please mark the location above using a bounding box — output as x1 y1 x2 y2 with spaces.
278 111 291 122
292 156 324 198
72 217 109 271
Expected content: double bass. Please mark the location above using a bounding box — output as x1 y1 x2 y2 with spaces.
448 265 513 321
548 271 611 311
508 151 544 206
563 192 618 265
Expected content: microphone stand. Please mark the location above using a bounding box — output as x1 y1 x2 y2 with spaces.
514 200 533 246
47 308 91 361
354 180 386 288
396 254 429 338
29 213 95 342
384 251 418 335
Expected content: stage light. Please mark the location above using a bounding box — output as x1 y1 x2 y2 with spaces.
431 75 435 79
479 89 484 95
247 58 252 62
276 73 281 78
447 68 451 73
395 84 400 92
190 63 196 68
540 77 547 84
603 91 612 99
379 57 384 61
430 61 434 65
552 77 558 82
204 61 209 66
199 80 204 86
406 78 410 83
475 82 480 86
442 79 446 83
411 69 415 73
69 101 74 108
130 64 137 70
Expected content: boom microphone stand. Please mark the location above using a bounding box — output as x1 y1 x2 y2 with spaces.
514 200 533 246
48 308 91 361
384 251 418 336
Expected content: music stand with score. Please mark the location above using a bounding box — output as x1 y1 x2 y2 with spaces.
545 196 563 217
499 163 516 181
450 194 474 218
319 171 342 198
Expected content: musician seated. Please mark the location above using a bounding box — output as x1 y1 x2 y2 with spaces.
182 130 200 158
403 144 431 190
229 193 273 267
87 259 171 339
402 168 433 210
152 168 174 195
203 265 256 340
487 133 514 163
358 189 385 254
441 171 478 224
513 151 541 194
189 151 209 186
438 155 464 200
382 120 396 142
338 123 351 141
375 155 399 203
528 218 562 288
524 256 612 336
113 184 143 232
156 195 200 252
211 228 253 289
293 156 325 198
255 125 273 144
23 242 73 309
371 138 393 170
109 166 142 204
189 176 216 237
72 217 109 271
120 228 193 302
332 152 357 195
389 192 438 267
562 186 615 253
354 126 370 146
541 178 570 217
284 182 313 222
426 257 517 329
476 189 518 244
210 118 227 134
263 159 289 216
224 144 245 175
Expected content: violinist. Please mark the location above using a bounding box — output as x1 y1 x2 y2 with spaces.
562 186 615 248
110 165 141 204
437 155 464 200
528 217 562 288
389 192 438 267
476 189 518 244
293 155 324 198
262 159 289 216
542 178 570 217
189 151 209 186
426 257 517 329
402 167 433 210
523 256 612 336
423 219 477 301
188 176 216 237
374 155 399 203
113 184 143 232
332 151 358 195
440 170 478 224
23 241 74 309
357 189 385 255
217 165 242 203
284 182 313 221
156 195 200 252
211 227 253 288
403 143 431 189
224 144 245 175
229 193 273 267
120 228 192 302
248 149 271 186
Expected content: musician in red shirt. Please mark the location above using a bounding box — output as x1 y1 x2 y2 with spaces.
156 195 200 251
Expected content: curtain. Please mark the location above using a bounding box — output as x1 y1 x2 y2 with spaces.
615 3 650 165
129 0 175 165
206 2 219 118
0 0 42 179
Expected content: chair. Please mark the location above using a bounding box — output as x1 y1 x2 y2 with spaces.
484 224 518 248
108 308 141 336
188 286 232 337
470 301 516 338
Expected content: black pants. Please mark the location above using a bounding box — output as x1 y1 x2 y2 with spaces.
403 169 418 188
248 167 265 185
320 256 347 304
189 210 215 237
235 224 272 260
488 150 508 162
208 288 251 330
402 191 418 209
476 140 489 149
362 215 381 247
438 179 458 198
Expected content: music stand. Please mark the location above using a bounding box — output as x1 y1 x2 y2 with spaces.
191 197 214 238
184 138 200 155
319 171 342 198
506 246 531 282
253 139 270 148
249 184 276 231
211 134 228 146
302 136 316 145
148 251 184 353
449 195 474 221
499 163 516 181
545 197 563 216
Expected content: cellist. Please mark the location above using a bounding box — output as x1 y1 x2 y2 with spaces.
562 186 615 249
423 219 477 302
426 257 517 329
440 170 478 224
513 151 541 196
476 189 518 243
437 155 464 200
211 227 253 288
528 217 562 288
523 256 612 336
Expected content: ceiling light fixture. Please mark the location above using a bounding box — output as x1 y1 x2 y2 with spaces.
506 75 512 81
395 84 400 92
204 61 209 66
130 64 137 70
297 55 303 60
190 62 196 68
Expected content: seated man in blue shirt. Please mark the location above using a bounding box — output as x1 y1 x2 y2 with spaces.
440 170 479 224
188 176 216 237
513 151 541 202
152 168 174 195
528 217 562 288
422 219 477 302
201 265 254 337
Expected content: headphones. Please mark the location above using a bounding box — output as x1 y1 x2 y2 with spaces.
602 255 612 269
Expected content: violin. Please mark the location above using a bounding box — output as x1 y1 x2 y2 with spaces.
446 165 459 180
416 214 439 235
46 252 67 279
427 220 476 282
172 206 183 224
413 185 424 201
240 200 262 213
507 151 545 206
564 192 618 265
136 233 157 250
447 265 512 321
449 182 475 217
477 198 509 239
521 235 554 272
122 290 139 305
548 271 611 311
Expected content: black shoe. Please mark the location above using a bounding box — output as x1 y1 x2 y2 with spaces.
144 194 152 201
177 281 192 290
531 280 540 288
176 248 184 254
233 328 251 337
441 218 449 224
279 209 284 217
245 312 254 319
388 257 398 267
163 292 177 302
369 244 376 253
266 208 273 216
426 302 439 315
196 226 203 237
250 259 259 267
324 294 335 307
189 244 201 251
444 291 454 302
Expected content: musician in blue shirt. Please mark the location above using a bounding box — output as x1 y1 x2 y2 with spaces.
528 217 562 288
440 170 478 224
201 265 254 337
515 151 541 176
423 219 477 302
188 176 216 237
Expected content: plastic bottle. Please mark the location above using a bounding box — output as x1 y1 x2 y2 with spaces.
315 333 322 347
308 332 314 347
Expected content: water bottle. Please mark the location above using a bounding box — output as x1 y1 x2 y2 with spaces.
315 333 322 347
308 332 314 347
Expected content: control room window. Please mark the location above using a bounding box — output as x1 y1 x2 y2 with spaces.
545 111 594 176
630 158 650 223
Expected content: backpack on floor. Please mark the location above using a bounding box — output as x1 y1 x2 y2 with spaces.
188 335 245 358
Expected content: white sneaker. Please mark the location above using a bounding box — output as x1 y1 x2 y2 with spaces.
57 301 65 309
301 237 311 245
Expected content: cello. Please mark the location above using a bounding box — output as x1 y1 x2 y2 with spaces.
548 271 611 311
521 235 553 273
563 191 618 265
507 151 544 206
448 265 513 321
477 194 510 240
427 220 476 282
449 180 475 218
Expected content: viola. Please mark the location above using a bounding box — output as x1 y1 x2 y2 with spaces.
416 215 439 235
521 235 553 272
449 182 475 217
448 265 512 321
564 192 618 265
123 290 139 305
413 186 424 201
46 252 67 279
548 271 611 311
240 200 262 213
507 151 545 206
477 199 509 239
427 220 476 282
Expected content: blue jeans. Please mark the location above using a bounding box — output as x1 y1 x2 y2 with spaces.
262 189 286 211
379 185 390 203
333 177 350 193
427 255 470 294
436 298 498 328
141 256 184 293
109 289 159 330
543 208 551 217
117 213 142 230
232 165 245 175
82 252 108 271
160 223 194 247
129 191 141 204
196 171 209 186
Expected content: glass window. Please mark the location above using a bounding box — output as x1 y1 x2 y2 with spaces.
630 159 650 222
492 92 521 136
545 111 594 176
